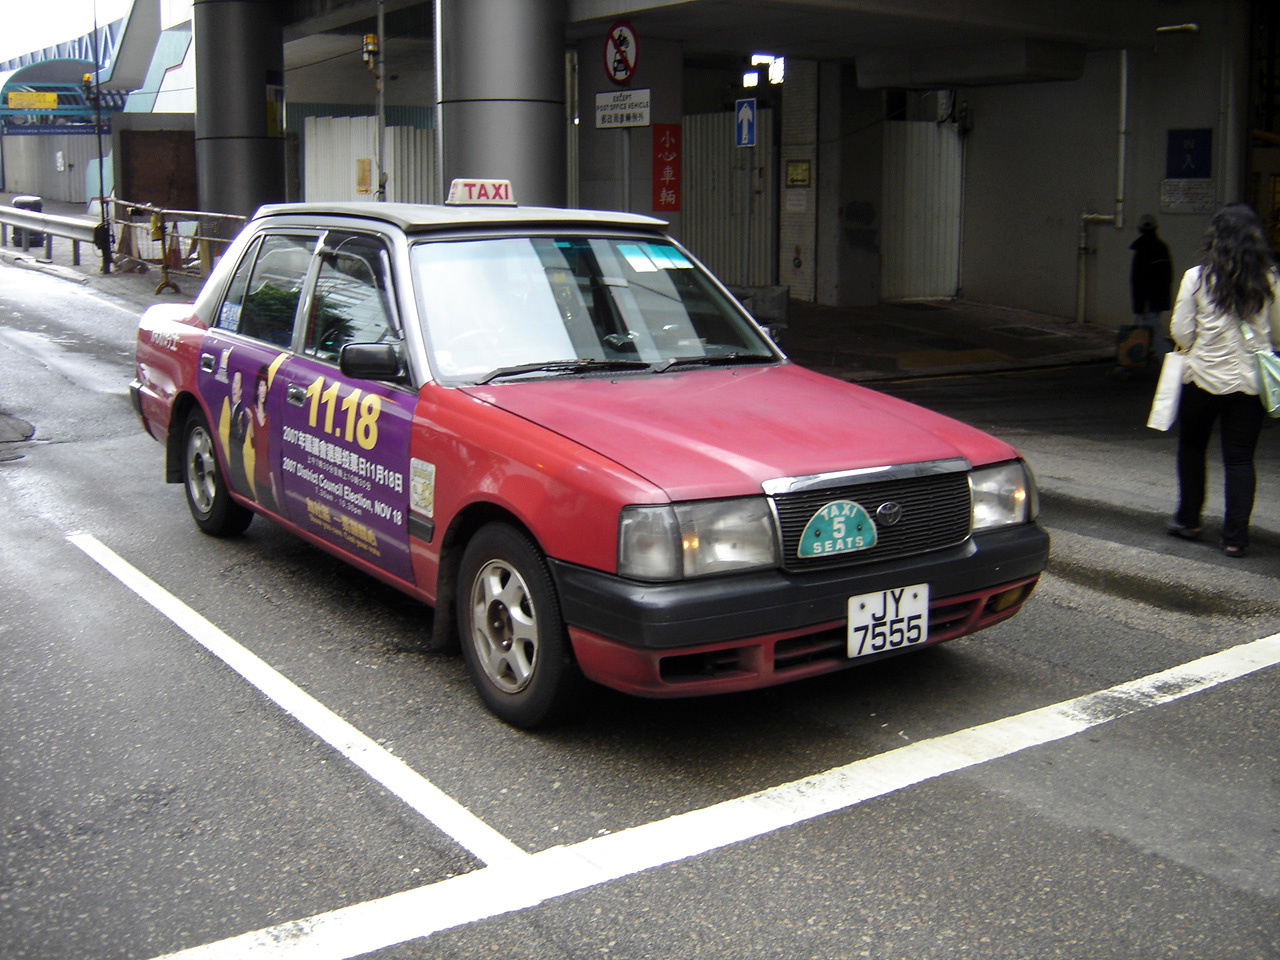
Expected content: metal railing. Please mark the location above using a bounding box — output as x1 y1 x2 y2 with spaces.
0 199 247 295
0 204 101 266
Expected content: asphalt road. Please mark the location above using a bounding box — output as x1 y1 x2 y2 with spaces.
1 260 1277 960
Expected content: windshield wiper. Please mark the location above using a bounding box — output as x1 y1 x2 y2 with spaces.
651 353 776 373
478 358 653 384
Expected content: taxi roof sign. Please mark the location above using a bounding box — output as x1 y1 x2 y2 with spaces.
445 179 517 206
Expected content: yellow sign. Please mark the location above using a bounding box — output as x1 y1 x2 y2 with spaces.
8 91 59 111
355 158 372 195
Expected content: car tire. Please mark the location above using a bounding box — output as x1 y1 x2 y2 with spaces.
457 523 586 728
183 408 253 537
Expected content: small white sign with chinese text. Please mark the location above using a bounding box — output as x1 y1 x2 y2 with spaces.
596 89 651 129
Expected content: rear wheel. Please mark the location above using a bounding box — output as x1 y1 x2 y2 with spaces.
183 409 253 536
457 523 585 727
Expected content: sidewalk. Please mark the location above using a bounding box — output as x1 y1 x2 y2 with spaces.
3 193 1278 602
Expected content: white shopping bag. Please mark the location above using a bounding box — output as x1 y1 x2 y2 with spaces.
1146 352 1186 431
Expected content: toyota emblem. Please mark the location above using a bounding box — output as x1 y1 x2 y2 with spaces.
875 502 903 526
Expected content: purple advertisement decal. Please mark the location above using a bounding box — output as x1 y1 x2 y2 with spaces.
276 356 415 583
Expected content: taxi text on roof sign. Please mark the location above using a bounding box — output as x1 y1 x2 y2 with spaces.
445 179 517 206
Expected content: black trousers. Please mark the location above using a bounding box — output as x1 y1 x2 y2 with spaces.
1174 381 1265 547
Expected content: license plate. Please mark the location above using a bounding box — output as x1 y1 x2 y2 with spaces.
847 583 930 658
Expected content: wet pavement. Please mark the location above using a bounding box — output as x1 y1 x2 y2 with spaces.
784 298 1115 381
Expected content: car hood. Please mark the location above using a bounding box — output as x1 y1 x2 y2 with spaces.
461 363 1018 501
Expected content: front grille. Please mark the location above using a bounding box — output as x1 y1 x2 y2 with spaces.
772 468 971 572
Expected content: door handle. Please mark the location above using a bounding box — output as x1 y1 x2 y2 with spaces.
286 384 307 406
199 353 216 372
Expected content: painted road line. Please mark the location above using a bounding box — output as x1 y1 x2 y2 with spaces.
69 532 526 867
151 631 1280 960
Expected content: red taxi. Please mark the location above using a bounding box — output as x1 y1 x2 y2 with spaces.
132 180 1047 727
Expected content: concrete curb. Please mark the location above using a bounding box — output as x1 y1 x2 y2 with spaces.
1041 492 1279 615
0 248 91 285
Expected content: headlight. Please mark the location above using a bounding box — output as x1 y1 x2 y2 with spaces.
970 460 1038 531
618 498 780 581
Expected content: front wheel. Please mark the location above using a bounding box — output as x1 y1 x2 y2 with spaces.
183 409 253 536
457 523 586 728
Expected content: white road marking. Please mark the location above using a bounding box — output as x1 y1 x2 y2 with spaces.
148 630 1280 960
68 532 526 867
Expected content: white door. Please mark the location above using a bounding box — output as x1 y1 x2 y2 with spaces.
880 120 963 300
682 108 776 286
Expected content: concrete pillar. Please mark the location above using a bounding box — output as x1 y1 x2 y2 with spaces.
434 0 567 207
193 0 286 217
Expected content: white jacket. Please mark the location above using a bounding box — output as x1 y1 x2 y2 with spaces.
1170 265 1280 396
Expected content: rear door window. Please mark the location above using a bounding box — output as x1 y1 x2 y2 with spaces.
217 234 318 347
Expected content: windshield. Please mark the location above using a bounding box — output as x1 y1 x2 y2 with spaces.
410 235 777 381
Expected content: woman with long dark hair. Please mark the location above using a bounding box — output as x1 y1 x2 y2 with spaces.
1167 203 1280 556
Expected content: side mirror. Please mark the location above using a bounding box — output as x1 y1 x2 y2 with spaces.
762 324 785 348
339 342 402 381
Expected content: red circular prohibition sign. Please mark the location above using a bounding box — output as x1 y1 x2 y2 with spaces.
604 20 638 85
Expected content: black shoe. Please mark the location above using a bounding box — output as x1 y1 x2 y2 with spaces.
1222 544 1247 558
1165 520 1202 541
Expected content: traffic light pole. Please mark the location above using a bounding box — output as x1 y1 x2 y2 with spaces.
88 8 113 274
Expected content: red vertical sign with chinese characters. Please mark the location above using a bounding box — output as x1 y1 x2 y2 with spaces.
652 123 681 212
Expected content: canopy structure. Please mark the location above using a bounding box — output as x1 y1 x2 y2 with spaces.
0 60 130 128
0 2 156 129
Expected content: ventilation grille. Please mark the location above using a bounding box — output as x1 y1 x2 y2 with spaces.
773 471 971 572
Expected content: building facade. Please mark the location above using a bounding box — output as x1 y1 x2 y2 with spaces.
2 0 1277 331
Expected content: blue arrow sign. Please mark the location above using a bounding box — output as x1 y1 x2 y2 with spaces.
735 98 756 147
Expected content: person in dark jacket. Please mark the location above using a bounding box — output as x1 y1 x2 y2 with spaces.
1130 213 1174 359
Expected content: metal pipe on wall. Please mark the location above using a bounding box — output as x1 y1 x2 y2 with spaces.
1074 48 1129 323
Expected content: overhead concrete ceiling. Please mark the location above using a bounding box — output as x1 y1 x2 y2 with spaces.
566 0 1154 59
282 0 1155 88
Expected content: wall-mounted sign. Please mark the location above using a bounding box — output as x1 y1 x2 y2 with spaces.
604 21 637 85
652 123 681 212
1160 179 1217 214
735 98 756 147
1166 128 1212 179
7 91 58 110
786 160 812 188
1161 128 1215 214
595 88 651 128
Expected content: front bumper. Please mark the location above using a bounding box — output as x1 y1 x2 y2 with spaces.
550 523 1048 697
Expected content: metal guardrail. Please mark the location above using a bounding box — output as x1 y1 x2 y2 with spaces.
0 199 247 294
0 204 101 266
